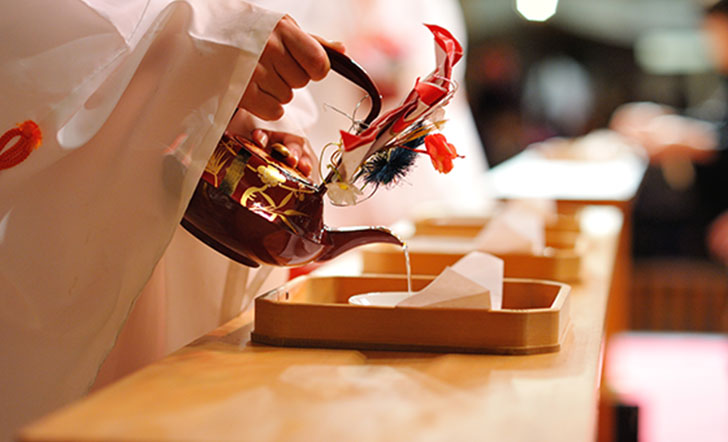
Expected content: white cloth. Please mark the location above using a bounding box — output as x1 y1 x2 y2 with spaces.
93 8 321 394
0 0 282 437
92 225 290 390
94 0 319 397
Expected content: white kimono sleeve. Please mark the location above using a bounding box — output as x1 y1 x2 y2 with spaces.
0 0 282 437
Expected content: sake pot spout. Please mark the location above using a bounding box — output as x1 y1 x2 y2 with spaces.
317 226 403 262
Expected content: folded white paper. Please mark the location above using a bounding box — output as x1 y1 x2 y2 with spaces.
397 251 504 309
474 197 555 255
507 198 558 224
474 205 545 255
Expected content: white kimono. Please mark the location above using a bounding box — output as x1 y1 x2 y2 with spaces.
0 0 283 437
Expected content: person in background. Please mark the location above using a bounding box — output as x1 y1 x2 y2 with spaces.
0 1 332 438
610 0 728 265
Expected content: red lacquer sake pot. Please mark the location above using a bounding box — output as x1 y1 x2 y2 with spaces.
182 47 402 267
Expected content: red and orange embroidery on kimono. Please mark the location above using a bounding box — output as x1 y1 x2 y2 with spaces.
0 120 42 170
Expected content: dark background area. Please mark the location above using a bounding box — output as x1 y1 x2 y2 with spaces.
460 0 727 260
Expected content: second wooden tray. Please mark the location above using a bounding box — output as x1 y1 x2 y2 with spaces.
360 240 583 282
413 211 582 249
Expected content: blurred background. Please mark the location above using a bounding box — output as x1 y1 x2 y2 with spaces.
461 0 727 318
463 0 718 165
458 1 726 441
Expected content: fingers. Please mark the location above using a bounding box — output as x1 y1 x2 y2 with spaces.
256 62 294 104
270 51 311 89
251 129 268 147
251 129 314 178
282 138 311 176
270 135 303 173
281 139 302 170
240 16 332 121
277 16 330 81
280 133 314 177
298 153 313 177
240 82 285 121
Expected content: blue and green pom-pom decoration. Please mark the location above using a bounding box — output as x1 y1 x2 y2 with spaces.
361 135 423 187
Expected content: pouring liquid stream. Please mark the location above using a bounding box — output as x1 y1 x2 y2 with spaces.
403 242 412 296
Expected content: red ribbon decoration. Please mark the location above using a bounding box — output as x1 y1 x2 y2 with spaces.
0 120 42 171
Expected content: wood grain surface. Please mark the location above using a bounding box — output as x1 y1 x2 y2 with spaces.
19 207 623 442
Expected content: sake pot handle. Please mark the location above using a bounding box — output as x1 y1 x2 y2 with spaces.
323 45 382 126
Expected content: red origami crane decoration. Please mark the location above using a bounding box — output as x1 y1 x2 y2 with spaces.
323 24 464 205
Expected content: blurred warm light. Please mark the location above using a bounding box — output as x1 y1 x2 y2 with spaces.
516 0 558 22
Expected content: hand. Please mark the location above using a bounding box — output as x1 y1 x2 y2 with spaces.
251 128 316 178
708 210 728 265
240 15 343 121
225 109 317 178
609 102 674 142
609 102 718 164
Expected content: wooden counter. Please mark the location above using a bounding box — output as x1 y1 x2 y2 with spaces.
20 207 623 442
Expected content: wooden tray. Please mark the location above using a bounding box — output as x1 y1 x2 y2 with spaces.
251 275 571 355
414 217 580 249
361 239 583 282
415 210 581 240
